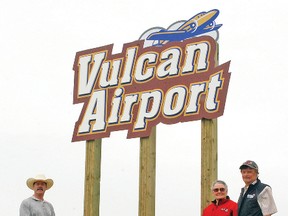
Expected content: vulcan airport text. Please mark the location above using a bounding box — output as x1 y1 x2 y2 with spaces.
72 36 230 141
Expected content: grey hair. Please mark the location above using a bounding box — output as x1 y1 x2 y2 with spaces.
211 180 228 191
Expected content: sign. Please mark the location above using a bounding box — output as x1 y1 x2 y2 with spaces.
72 9 230 142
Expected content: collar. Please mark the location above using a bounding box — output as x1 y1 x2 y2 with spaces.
245 178 259 188
251 179 258 185
31 196 45 202
212 196 230 205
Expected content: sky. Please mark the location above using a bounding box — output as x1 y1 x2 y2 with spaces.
1 0 287 215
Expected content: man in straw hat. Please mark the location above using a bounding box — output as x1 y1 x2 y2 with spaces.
20 174 55 216
238 160 277 216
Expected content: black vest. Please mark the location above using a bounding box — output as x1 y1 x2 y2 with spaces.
238 179 268 216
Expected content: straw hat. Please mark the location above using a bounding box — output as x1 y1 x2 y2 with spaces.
26 174 54 190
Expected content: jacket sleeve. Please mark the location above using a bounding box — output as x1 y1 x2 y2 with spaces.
202 204 210 216
231 201 238 216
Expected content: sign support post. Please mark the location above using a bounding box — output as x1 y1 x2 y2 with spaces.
139 126 156 216
201 43 219 213
84 139 102 216
201 118 218 213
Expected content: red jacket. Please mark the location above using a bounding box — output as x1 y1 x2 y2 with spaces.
203 197 238 216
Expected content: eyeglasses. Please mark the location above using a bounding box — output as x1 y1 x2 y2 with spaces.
213 188 225 192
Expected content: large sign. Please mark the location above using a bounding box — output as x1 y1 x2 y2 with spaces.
72 9 230 142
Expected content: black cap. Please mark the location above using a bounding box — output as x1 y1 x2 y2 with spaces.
239 160 258 170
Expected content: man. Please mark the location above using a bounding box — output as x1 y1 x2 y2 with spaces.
20 174 55 216
238 160 277 216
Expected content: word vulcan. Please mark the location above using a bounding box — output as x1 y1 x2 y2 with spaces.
72 36 230 141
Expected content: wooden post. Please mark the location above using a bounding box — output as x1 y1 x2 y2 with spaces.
84 139 102 216
139 126 156 216
201 42 219 213
201 118 218 213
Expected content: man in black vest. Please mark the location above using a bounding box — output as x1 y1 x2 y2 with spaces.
238 160 277 216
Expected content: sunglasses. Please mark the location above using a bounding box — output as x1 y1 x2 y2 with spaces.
213 188 225 192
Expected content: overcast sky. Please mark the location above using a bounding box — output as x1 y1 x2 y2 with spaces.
1 0 287 215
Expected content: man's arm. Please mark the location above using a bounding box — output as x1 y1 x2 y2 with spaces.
258 186 277 216
19 200 30 216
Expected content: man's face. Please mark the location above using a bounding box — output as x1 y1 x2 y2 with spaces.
241 168 258 185
33 181 47 195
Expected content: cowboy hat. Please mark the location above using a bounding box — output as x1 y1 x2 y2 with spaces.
26 174 54 190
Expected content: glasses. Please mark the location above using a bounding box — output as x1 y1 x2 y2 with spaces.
213 188 225 192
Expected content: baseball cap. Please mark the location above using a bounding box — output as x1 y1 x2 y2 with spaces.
239 160 258 171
